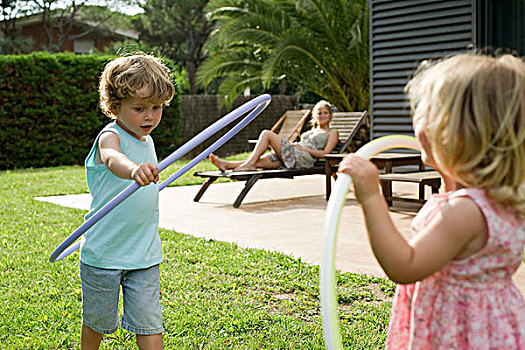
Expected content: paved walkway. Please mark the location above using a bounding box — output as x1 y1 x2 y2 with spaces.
36 174 525 296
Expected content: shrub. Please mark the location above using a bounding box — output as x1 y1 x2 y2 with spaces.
0 52 182 169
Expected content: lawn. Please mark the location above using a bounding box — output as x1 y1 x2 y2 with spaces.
0 156 395 349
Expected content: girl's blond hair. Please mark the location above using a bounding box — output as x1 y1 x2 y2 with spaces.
310 100 333 128
99 53 175 118
406 53 525 216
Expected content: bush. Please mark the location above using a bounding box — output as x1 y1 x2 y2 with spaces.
0 52 182 169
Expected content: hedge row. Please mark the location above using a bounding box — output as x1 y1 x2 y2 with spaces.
0 52 182 170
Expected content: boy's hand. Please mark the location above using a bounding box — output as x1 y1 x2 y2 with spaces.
131 162 159 186
338 154 381 204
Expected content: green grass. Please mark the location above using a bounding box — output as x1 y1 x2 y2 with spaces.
0 156 395 349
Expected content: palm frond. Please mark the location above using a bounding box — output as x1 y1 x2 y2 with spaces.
207 0 291 49
197 46 264 85
201 0 369 110
218 75 264 107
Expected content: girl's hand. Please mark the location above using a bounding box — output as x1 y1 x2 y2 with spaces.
131 162 159 186
338 154 381 204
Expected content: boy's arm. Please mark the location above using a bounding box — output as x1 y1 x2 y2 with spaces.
98 132 159 186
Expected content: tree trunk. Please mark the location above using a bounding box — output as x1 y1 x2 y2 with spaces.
279 81 287 95
186 32 197 95
187 59 197 95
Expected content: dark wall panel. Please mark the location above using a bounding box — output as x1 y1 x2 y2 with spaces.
369 0 476 138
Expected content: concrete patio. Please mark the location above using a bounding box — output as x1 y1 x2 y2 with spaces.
37 174 525 296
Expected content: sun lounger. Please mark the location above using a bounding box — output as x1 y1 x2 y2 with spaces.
193 111 368 207
249 109 311 144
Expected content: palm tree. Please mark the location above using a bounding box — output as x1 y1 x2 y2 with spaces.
197 0 368 112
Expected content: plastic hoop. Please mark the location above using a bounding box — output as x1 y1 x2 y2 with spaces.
320 135 422 350
49 94 272 262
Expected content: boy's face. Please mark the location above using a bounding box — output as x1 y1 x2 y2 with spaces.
114 96 163 141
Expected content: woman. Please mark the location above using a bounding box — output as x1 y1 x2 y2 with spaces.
209 100 339 171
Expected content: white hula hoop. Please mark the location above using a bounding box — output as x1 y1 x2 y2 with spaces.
320 135 422 350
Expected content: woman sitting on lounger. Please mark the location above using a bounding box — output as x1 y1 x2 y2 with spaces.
209 100 339 172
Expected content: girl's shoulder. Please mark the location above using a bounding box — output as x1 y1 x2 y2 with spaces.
449 188 498 212
445 188 496 219
448 187 524 237
431 188 487 206
415 189 488 233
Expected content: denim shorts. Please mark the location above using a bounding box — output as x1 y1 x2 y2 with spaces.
80 262 163 335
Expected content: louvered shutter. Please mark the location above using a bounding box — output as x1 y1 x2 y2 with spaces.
369 0 477 138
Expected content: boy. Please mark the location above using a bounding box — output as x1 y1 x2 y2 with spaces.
80 53 174 350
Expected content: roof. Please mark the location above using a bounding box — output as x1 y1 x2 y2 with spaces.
5 10 139 40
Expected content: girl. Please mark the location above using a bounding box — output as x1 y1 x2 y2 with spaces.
339 53 525 348
209 100 339 171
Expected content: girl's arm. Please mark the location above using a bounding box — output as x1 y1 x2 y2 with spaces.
98 132 159 186
294 129 339 158
338 154 487 284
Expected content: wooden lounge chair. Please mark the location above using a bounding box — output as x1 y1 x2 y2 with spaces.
193 110 368 208
379 170 442 207
248 109 311 144
330 111 369 152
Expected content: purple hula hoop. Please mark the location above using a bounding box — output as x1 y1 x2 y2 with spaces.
49 94 271 262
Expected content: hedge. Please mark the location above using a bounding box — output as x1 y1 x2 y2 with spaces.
0 52 182 170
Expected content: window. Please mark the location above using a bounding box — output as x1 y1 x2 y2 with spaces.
74 39 94 54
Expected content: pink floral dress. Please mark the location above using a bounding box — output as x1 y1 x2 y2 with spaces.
386 188 525 349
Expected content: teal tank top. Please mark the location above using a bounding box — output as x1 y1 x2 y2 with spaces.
80 122 163 269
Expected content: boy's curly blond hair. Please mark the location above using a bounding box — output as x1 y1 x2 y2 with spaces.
406 53 525 217
99 53 175 118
